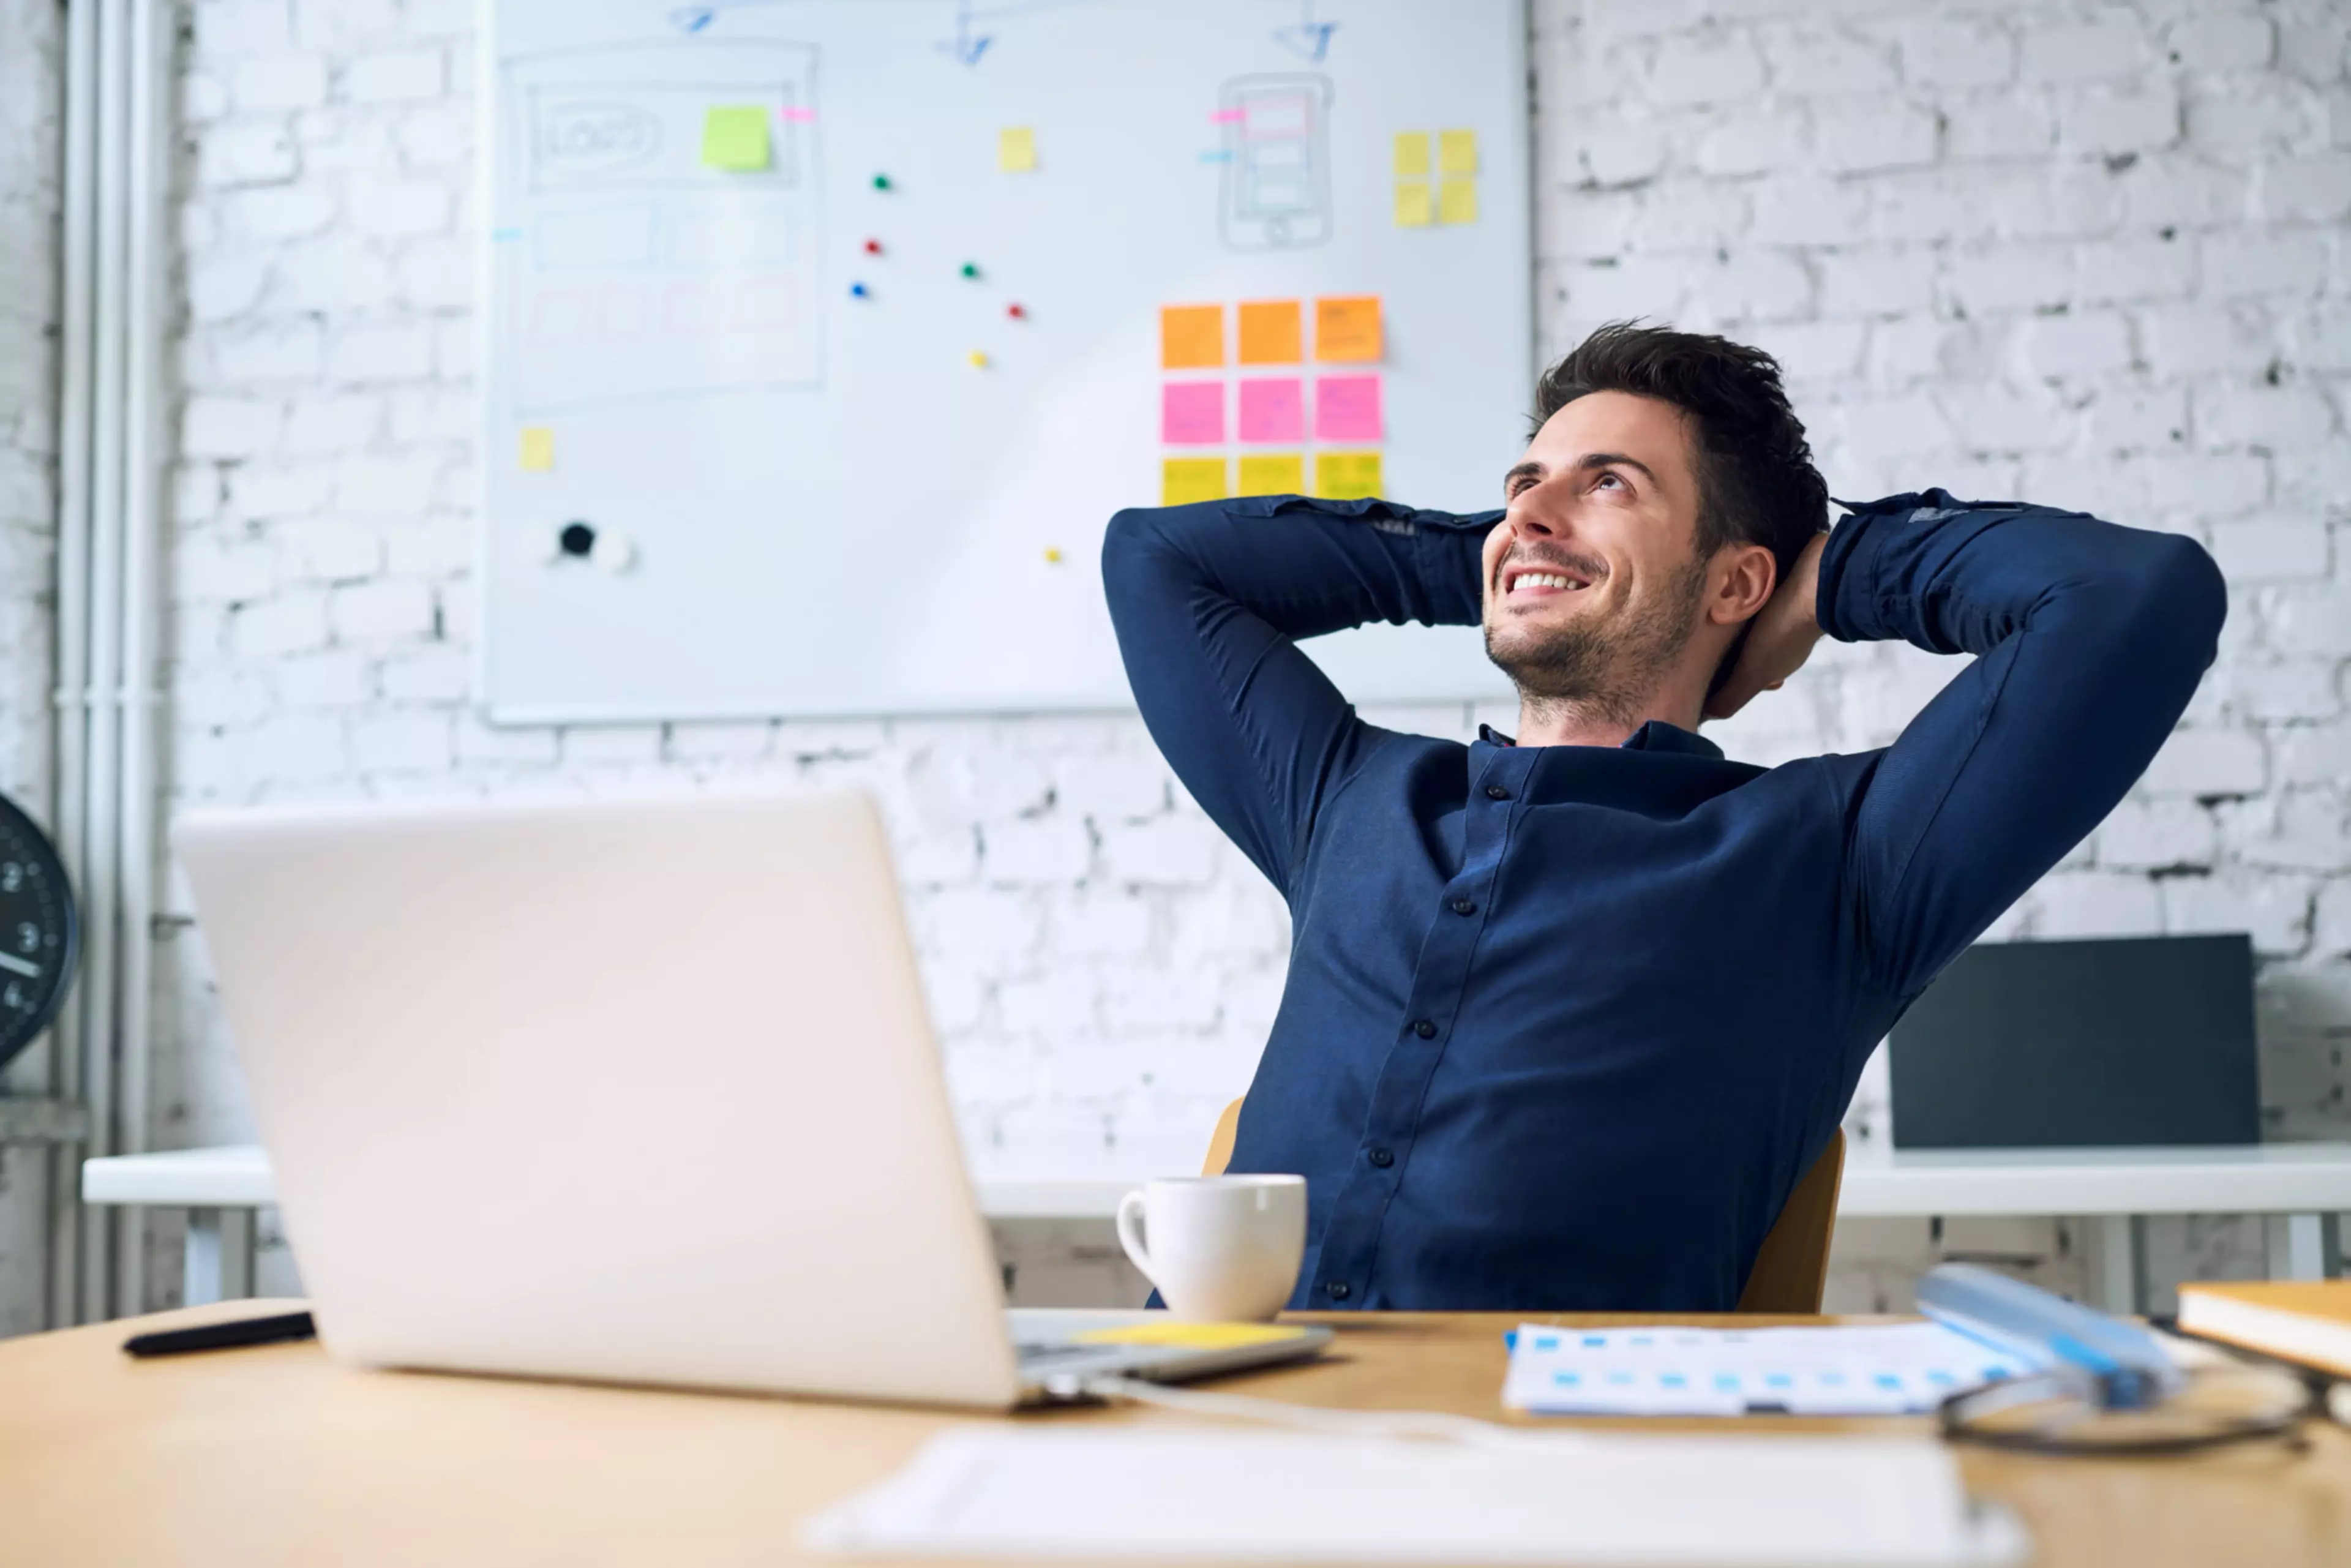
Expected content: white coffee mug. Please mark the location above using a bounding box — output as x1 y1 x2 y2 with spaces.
1115 1174 1307 1321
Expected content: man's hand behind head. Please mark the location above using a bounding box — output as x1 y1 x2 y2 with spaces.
1704 531 1826 722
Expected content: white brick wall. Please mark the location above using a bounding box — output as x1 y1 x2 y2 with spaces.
0 0 60 1335
2 0 2345 1318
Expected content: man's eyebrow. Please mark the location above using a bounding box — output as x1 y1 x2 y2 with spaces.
1502 460 1544 492
1575 451 1659 484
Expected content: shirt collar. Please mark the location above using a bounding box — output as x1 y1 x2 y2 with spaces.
1477 719 1725 760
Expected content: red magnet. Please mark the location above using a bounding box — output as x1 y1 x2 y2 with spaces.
863 238 883 255
1007 302 1027 320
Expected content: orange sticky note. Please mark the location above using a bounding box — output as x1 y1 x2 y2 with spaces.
1314 295 1382 363
1237 299 1302 365
519 426 554 471
1162 457 1228 506
1315 451 1382 501
1160 304 1224 370
1238 452 1305 496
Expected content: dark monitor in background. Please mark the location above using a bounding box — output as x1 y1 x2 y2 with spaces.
1888 934 2260 1150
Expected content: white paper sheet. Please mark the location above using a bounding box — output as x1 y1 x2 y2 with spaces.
803 1427 2028 1566
1502 1321 2030 1417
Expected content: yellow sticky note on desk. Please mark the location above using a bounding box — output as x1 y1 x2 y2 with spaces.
1438 177 1479 225
1316 451 1383 501
702 105 771 171
999 126 1038 172
1074 1321 1311 1350
1393 131 1430 177
518 426 554 472
1439 128 1478 174
1162 457 1229 506
1394 180 1433 227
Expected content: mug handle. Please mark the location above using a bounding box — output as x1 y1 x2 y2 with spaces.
1115 1190 1160 1292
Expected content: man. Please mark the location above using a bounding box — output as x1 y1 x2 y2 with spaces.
1103 321 2225 1311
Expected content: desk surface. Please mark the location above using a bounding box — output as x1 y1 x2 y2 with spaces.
2 1301 2346 1567
83 1141 2351 1220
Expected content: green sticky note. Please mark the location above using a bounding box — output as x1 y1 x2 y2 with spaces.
702 105 771 171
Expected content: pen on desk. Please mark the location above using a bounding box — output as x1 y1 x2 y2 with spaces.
122 1310 316 1359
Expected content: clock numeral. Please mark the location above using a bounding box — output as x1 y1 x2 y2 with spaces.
15 923 35 954
0 863 19 893
3 983 20 1010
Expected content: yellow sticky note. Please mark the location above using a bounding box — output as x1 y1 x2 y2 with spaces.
519 426 553 471
1439 129 1478 174
701 105 771 171
1163 457 1228 506
1237 299 1302 365
1439 177 1478 225
1395 181 1433 227
1314 295 1382 363
1074 1322 1311 1350
1238 453 1305 496
1316 451 1383 501
1160 304 1224 370
999 126 1038 172
1392 131 1430 177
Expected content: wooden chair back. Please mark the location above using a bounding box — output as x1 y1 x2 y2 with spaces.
1199 1099 1845 1313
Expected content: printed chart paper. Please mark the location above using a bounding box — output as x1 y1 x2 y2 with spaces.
1503 1321 2029 1418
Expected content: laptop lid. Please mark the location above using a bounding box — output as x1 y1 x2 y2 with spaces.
175 789 1026 1409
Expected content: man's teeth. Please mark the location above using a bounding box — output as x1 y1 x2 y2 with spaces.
1513 573 1583 591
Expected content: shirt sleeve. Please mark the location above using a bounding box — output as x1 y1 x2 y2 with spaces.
1100 495 1496 898
1819 489 2228 1002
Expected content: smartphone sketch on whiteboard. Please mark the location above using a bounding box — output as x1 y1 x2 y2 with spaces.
1218 74 1333 251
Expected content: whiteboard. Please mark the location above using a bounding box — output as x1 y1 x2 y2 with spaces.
480 0 1528 722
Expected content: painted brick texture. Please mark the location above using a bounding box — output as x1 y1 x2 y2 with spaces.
1 0 2340 1315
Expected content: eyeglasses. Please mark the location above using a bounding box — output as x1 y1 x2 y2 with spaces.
1938 1361 2314 1456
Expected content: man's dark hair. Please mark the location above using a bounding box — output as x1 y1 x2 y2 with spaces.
1532 321 1828 694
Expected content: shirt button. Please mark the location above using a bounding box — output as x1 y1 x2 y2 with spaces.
1449 898 1476 915
1369 1147 1395 1168
1411 1019 1437 1039
1325 1280 1352 1301
1484 784 1510 800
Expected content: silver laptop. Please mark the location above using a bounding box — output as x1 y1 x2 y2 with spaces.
174 789 1328 1409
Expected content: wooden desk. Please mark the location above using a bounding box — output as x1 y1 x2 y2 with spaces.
3 1302 2347 1566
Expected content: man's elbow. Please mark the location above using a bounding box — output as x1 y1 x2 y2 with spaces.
2134 533 2229 669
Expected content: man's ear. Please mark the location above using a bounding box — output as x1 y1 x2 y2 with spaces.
1706 544 1778 628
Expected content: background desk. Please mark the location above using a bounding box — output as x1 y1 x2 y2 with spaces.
87 1143 2351 1312
4 1300 2349 1567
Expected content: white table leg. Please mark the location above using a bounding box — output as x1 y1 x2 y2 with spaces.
185 1209 222 1307
2264 1213 2328 1280
2087 1215 2143 1313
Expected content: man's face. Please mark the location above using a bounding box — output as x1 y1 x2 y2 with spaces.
1480 390 1711 715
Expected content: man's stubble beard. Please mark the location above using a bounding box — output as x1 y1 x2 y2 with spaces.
1482 556 1708 732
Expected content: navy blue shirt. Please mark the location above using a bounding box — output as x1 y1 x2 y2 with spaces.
1102 489 2225 1311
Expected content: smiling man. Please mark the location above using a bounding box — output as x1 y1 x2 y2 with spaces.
1102 320 2227 1311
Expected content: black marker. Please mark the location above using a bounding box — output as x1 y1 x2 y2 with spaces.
122 1310 315 1359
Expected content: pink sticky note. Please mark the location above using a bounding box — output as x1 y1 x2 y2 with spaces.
1314 374 1382 442
1161 381 1225 445
1238 378 1305 443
